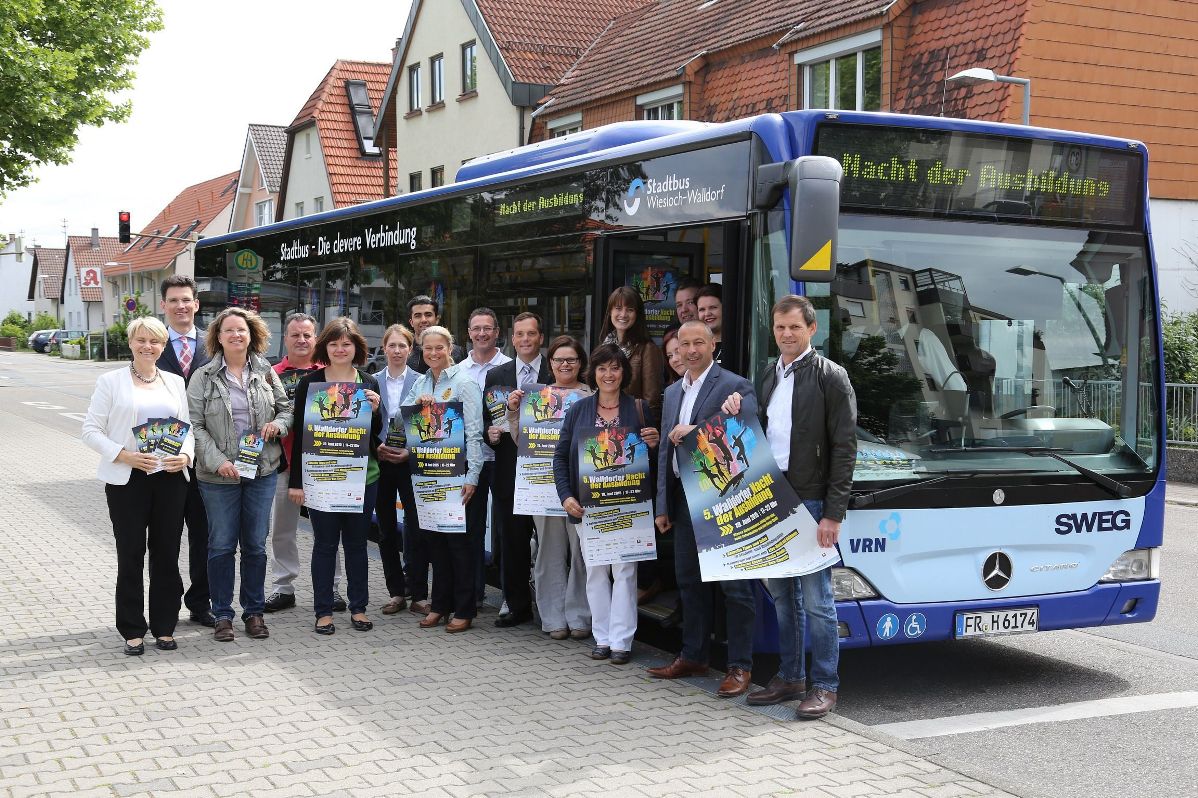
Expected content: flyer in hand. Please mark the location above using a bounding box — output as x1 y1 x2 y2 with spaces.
401 401 467 533
299 382 372 512
514 384 584 516
577 425 657 566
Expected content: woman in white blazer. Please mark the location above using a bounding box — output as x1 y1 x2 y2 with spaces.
82 316 194 656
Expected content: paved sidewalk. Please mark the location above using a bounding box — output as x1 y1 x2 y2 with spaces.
1165 481 1198 507
0 409 1015 797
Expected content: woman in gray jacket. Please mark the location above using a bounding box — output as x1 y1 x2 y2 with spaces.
187 307 292 643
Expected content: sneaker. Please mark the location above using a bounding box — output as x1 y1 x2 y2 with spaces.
332 592 348 612
264 592 295 613
500 600 510 616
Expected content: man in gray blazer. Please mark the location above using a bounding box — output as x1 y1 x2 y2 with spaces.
156 275 213 626
648 321 758 698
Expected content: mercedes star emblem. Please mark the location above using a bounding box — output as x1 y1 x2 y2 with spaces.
982 551 1013 591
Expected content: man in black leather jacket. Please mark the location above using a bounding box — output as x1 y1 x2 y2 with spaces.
730 294 857 720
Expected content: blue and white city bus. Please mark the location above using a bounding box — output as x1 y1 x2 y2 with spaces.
194 109 1162 651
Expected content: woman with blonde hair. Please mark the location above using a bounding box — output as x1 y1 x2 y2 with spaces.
187 307 292 643
83 316 194 655
402 325 484 633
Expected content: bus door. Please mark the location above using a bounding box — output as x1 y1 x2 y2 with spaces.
605 237 705 344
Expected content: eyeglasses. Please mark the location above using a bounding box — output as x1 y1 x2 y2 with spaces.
551 357 580 365
468 326 496 333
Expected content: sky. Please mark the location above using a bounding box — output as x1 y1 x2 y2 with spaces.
0 0 413 248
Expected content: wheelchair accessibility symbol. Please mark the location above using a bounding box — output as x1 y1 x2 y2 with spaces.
876 613 900 641
903 612 927 639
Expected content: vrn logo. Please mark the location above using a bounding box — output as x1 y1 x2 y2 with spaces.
850 512 901 554
1055 510 1132 535
623 178 644 215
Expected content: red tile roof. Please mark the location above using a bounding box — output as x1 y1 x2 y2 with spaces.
32 247 66 301
287 60 396 208
66 236 125 302
546 0 891 112
891 0 1030 120
110 171 239 278
475 0 653 85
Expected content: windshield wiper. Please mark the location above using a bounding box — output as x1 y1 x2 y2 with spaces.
928 444 1133 498
851 475 950 508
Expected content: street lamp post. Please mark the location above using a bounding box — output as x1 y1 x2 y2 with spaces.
947 67 1031 126
105 260 134 305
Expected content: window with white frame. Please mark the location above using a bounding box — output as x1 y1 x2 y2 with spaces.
461 41 477 93
295 201 305 217
637 85 684 121
409 172 422 193
430 54 444 105
408 64 422 111
430 166 445 188
254 199 273 227
546 112 582 138
313 196 324 213
795 30 882 112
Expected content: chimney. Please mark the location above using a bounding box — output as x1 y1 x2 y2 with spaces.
392 37 402 63
90 227 100 248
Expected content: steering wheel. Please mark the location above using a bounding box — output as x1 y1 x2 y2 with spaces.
1000 405 1055 419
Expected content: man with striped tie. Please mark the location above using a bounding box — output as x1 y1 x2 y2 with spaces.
157 275 214 627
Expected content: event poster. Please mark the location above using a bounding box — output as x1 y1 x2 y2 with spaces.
131 416 190 473
276 366 317 400
677 411 838 581
484 385 513 433
299 381 372 512
577 425 657 566
234 431 265 479
627 266 678 342
513 384 584 516
401 401 467 533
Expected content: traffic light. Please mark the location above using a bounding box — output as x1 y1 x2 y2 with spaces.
118 211 131 244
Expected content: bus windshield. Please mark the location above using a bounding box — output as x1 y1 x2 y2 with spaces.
812 214 1159 484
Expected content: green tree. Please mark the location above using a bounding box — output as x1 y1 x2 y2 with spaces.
1162 311 1198 384
844 335 923 437
0 0 163 194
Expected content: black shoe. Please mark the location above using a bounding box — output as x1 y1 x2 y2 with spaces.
189 610 216 627
314 621 335 635
494 611 533 628
264 592 296 613
124 641 144 656
154 638 178 651
658 607 683 629
351 617 374 632
590 645 611 660
332 592 348 612
610 650 632 665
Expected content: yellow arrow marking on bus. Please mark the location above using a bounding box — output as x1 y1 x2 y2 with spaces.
800 239 832 272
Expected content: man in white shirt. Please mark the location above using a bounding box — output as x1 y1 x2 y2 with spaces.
156 275 213 626
462 308 511 606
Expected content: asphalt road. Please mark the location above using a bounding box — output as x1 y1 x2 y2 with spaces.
5 349 1196 798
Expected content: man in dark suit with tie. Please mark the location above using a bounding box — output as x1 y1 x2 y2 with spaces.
648 320 758 697
156 275 214 626
484 311 551 627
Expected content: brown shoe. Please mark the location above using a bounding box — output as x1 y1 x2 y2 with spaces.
244 615 269 639
418 612 444 628
646 657 708 679
409 600 432 615
213 619 234 642
747 675 807 706
795 688 838 720
548 629 569 640
445 618 472 633
716 667 752 698
381 597 407 615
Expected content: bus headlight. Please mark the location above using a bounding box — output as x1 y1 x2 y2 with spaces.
1099 548 1159 582
832 567 878 600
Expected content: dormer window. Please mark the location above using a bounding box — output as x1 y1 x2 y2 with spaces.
345 80 381 156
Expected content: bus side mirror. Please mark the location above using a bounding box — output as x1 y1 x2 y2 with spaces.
754 156 842 284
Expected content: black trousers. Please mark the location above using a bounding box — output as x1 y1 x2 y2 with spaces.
465 462 494 603
500 511 536 617
181 467 210 614
425 524 480 619
104 470 188 640
375 461 410 599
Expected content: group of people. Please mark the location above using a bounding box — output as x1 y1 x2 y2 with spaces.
83 273 856 721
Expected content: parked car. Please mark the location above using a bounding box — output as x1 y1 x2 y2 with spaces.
30 329 59 353
48 329 87 352
27 329 55 350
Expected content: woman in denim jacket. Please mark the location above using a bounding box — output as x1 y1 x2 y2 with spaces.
187 307 292 643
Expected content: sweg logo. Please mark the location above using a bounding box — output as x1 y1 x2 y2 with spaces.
850 512 901 554
623 178 645 215
1054 510 1132 535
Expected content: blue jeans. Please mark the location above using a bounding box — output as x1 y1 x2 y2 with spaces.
767 499 839 692
200 472 278 622
309 481 377 618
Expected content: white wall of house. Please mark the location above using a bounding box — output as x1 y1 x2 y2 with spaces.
1151 198 1198 315
230 140 275 232
62 250 85 330
281 126 333 218
396 2 523 189
0 237 35 319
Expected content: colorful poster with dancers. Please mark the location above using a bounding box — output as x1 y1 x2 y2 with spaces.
299 381 372 513
626 266 678 342
577 425 657 566
677 411 837 581
234 430 265 479
401 401 467 533
514 384 585 516
484 385 513 433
